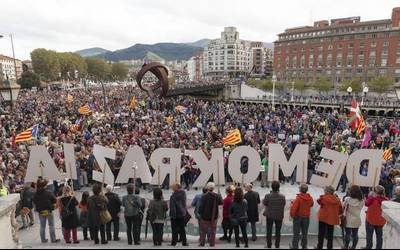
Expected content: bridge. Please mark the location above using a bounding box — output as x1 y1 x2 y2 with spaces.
166 83 400 117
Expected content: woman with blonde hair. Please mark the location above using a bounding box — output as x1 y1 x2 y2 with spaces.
60 185 79 244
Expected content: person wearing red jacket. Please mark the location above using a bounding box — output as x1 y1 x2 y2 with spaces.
220 185 234 242
316 186 342 249
364 185 388 250
290 184 314 249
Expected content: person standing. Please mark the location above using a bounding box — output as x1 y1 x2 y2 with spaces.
20 182 36 229
220 185 234 242
170 183 188 246
198 182 223 247
147 187 169 246
192 187 207 235
104 185 122 241
87 184 108 245
0 176 8 197
244 184 261 241
289 183 314 249
60 186 79 244
343 185 364 250
261 155 269 188
263 181 286 249
33 179 60 243
230 187 249 248
316 186 342 249
122 184 142 245
391 186 400 203
136 188 146 243
79 191 90 241
364 185 388 249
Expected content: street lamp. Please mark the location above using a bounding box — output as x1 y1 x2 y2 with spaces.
291 81 295 102
0 34 20 110
347 86 353 104
362 86 369 106
272 74 277 111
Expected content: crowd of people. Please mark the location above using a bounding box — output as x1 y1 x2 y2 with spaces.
0 85 399 248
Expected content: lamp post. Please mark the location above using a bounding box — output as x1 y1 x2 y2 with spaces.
347 86 353 105
272 74 277 111
362 86 369 106
0 34 20 110
291 80 295 102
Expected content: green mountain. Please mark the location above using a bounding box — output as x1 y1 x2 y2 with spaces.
75 47 110 57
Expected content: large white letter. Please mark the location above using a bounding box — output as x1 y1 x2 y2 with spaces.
115 146 152 184
310 148 348 188
63 143 77 180
25 146 63 182
228 146 261 184
188 148 225 188
268 144 309 182
150 148 182 186
92 144 115 186
346 149 383 187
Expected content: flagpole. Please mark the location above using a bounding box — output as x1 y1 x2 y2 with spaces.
133 162 137 194
217 160 221 194
157 165 161 187
69 163 74 194
102 163 106 194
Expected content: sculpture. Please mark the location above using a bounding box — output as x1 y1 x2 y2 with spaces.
135 62 169 98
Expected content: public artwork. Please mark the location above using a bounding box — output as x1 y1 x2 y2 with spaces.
24 143 384 189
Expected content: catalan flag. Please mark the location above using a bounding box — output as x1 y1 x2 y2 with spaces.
383 148 393 161
129 96 137 109
175 105 188 114
166 116 174 125
78 104 91 115
223 128 242 146
14 125 38 143
67 94 74 103
356 116 366 136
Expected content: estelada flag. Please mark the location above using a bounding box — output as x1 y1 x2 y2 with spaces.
129 97 137 109
383 148 393 161
78 104 91 115
356 116 366 136
15 125 38 143
223 128 242 146
67 94 74 103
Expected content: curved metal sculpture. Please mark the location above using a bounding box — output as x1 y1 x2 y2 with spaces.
136 62 169 98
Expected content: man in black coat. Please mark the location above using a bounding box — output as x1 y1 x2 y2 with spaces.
244 184 261 241
105 185 122 241
20 182 36 228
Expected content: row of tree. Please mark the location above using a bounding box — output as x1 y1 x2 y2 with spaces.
16 49 130 89
248 76 395 96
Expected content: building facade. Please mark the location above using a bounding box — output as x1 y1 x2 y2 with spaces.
0 54 22 81
203 27 271 80
274 7 400 85
249 42 273 78
187 53 203 82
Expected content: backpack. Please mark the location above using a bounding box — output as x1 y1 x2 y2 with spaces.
61 197 74 219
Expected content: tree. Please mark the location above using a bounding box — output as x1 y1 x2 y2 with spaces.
85 57 111 81
339 78 362 93
31 48 60 81
293 79 307 95
248 79 272 90
312 77 331 95
369 76 394 95
111 62 128 81
58 52 87 79
17 71 40 89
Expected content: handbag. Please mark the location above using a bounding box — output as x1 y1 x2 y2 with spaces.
100 210 112 224
184 212 192 226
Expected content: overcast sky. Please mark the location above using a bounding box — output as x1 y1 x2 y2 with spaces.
0 0 398 60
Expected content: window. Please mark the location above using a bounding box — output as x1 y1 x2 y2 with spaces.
371 41 377 48
381 59 387 67
383 41 389 47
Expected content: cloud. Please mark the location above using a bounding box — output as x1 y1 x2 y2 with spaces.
0 0 398 60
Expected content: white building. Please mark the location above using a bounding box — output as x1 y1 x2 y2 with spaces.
203 27 272 81
0 55 22 82
187 54 203 82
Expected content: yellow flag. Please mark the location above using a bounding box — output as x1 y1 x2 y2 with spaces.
130 97 137 109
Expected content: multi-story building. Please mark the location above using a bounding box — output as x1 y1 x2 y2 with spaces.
274 7 400 85
0 54 22 81
249 42 273 78
203 27 271 80
187 53 203 82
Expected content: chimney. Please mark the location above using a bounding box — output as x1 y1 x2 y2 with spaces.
392 7 400 28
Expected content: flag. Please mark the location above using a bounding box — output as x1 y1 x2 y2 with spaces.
78 104 91 115
129 97 137 109
348 99 363 130
175 105 188 114
166 116 173 125
356 116 366 136
223 128 242 146
361 127 371 148
15 125 38 143
67 94 74 103
383 148 393 161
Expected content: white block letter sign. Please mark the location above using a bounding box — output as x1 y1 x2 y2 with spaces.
346 149 383 187
150 148 182 186
116 146 152 184
228 146 261 184
92 144 116 186
25 146 63 182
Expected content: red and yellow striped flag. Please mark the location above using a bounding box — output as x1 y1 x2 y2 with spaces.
223 128 242 146
78 104 91 115
15 126 38 143
383 148 393 161
129 97 137 109
356 117 366 136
